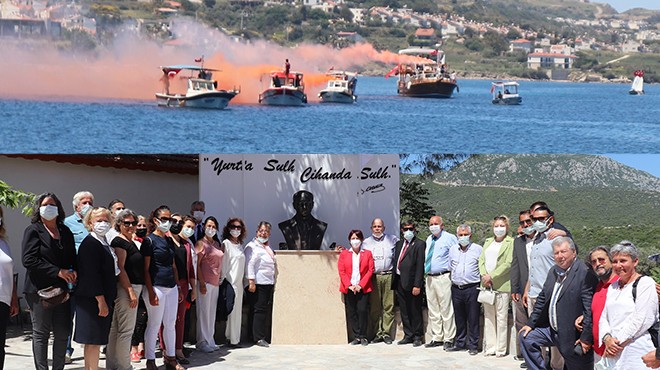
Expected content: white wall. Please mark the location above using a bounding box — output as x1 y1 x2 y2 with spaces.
0 156 198 294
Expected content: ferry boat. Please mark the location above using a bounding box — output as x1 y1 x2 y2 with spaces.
388 47 458 98
259 71 307 106
491 81 522 105
155 65 239 109
318 71 357 103
629 70 645 95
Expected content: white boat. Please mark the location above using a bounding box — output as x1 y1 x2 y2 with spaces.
155 65 239 109
386 46 458 98
318 71 357 103
491 81 522 105
259 71 307 106
629 70 644 95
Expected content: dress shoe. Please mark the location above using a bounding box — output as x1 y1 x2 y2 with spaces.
424 340 442 348
350 339 361 345
360 338 368 346
383 336 393 345
513 356 524 361
398 337 413 345
413 339 423 347
256 339 270 348
469 349 479 356
443 341 455 350
445 346 467 352
520 363 528 368
371 337 383 344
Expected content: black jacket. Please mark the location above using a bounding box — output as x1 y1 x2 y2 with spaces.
510 235 530 295
392 236 425 290
76 234 117 305
22 221 76 294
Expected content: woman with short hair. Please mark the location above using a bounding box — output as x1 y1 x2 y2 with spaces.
22 192 77 370
599 241 659 370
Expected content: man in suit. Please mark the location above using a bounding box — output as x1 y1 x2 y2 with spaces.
278 190 327 250
511 210 535 368
189 200 206 245
392 220 425 347
519 236 597 370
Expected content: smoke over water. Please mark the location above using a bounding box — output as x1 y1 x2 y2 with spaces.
0 18 422 104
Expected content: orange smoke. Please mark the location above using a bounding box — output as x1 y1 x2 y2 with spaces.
0 19 430 104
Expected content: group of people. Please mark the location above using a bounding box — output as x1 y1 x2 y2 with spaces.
5 191 279 370
335 201 660 370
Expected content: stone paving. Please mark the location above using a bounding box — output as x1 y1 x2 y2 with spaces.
4 324 525 370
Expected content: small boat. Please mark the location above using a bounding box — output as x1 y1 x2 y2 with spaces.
629 70 645 95
155 64 239 109
318 71 357 103
491 81 522 105
386 46 458 98
259 71 307 106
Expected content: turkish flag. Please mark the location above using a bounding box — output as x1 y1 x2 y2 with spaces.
168 69 181 78
385 64 400 78
194 57 203 63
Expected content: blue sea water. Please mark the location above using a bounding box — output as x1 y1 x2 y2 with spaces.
0 78 658 153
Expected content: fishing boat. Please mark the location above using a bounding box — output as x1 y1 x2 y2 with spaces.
259 71 307 106
386 47 458 98
629 70 645 95
491 81 522 105
318 71 358 103
155 65 239 109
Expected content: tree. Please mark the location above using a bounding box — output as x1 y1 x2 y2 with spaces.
506 29 522 40
400 154 471 178
203 0 216 9
400 179 435 227
0 180 36 216
339 5 353 23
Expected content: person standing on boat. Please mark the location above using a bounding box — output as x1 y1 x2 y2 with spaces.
284 59 290 84
161 69 170 95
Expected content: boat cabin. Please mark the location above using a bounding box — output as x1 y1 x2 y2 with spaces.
270 71 304 89
189 78 217 92
491 81 522 104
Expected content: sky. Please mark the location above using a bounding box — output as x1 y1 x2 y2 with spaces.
603 0 660 12
606 154 660 178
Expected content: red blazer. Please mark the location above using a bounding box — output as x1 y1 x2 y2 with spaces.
338 248 374 294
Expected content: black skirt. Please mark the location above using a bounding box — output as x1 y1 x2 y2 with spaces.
73 296 113 345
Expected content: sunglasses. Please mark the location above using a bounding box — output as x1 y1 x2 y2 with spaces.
531 216 548 222
122 221 138 227
519 219 532 225
402 227 414 231
230 225 242 230
159 217 173 222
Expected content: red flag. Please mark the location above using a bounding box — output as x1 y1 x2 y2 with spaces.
194 57 203 63
385 64 400 78
430 49 438 56
328 66 334 71
167 69 180 78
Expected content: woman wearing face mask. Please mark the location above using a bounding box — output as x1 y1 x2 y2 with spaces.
195 216 224 353
134 215 148 244
159 214 196 364
338 230 375 346
245 221 276 347
22 192 77 370
0 206 19 369
74 207 118 370
478 215 514 357
142 205 185 370
221 217 247 348
130 216 149 362
107 209 144 370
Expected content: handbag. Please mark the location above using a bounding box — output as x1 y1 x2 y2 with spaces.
37 286 70 309
477 287 497 305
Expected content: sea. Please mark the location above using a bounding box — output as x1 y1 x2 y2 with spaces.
0 78 658 154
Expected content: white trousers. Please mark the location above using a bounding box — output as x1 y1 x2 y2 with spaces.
107 283 142 370
144 286 178 359
225 282 244 345
196 283 220 347
425 274 456 342
483 292 510 356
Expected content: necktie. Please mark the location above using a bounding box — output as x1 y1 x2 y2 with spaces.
425 237 436 274
397 241 409 275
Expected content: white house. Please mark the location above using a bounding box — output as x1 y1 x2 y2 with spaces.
527 52 577 70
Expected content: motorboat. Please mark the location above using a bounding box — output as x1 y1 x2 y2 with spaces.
386 46 458 98
318 71 357 103
259 71 307 106
491 81 522 105
629 70 644 95
155 65 239 109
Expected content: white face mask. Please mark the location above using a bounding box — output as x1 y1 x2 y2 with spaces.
230 229 241 238
113 209 123 217
40 205 59 221
257 236 268 244
429 224 441 235
403 230 414 241
350 239 361 249
533 219 549 233
182 227 194 238
458 236 470 247
94 221 111 236
79 204 92 218
493 226 507 238
205 227 217 238
522 225 535 236
193 210 205 222
157 219 171 233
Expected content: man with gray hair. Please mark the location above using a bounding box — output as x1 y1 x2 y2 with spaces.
64 190 94 252
520 237 597 370
447 224 482 355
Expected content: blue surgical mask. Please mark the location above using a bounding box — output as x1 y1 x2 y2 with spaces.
257 236 268 244
522 225 535 236
429 224 441 235
39 205 59 221
157 220 172 233
182 227 194 238
403 230 414 241
458 236 470 247
80 204 92 218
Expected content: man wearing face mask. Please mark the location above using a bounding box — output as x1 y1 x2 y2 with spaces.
64 191 95 252
519 237 597 370
424 215 458 350
391 221 426 347
105 199 126 244
511 210 536 368
190 201 206 245
362 218 398 344
448 224 482 355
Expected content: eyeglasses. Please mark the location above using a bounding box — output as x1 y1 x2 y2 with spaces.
230 225 242 230
122 221 138 227
402 227 414 231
